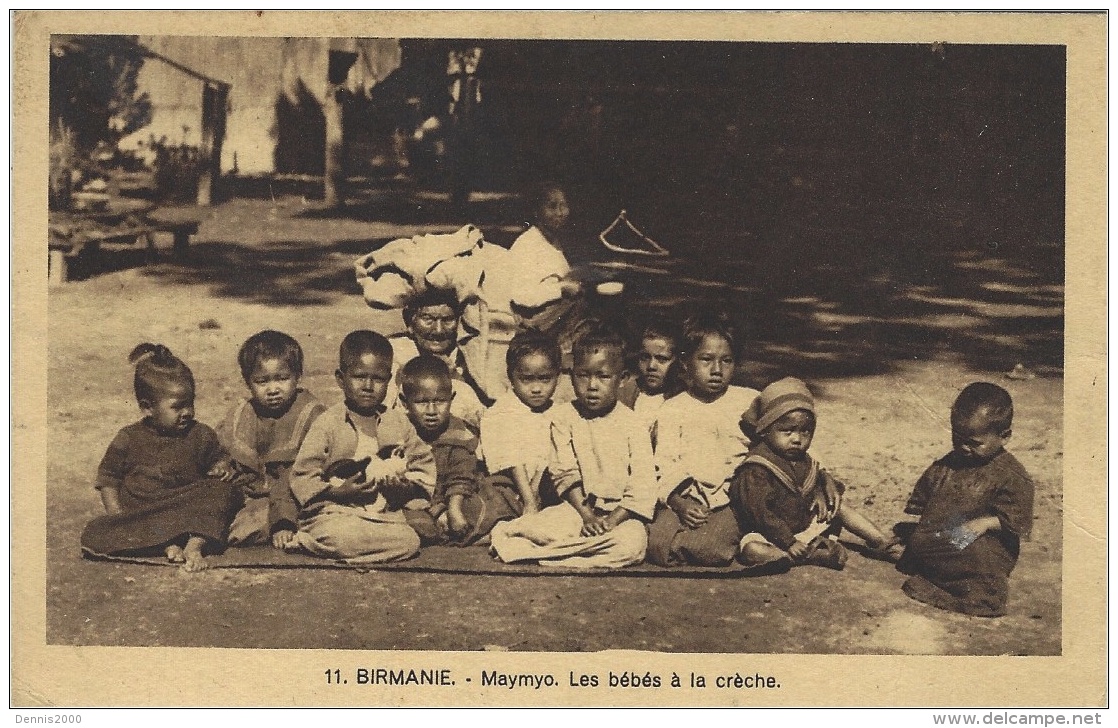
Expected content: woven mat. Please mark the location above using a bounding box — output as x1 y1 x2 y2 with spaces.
82 543 772 577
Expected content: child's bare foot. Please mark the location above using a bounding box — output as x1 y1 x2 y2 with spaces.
282 531 305 552
800 536 849 570
182 551 208 572
180 536 209 572
165 544 185 563
864 536 905 563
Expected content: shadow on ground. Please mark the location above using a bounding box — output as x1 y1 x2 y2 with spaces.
68 157 1063 381
139 239 378 307
294 186 525 235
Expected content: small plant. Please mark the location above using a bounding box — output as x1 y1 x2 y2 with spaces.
150 136 204 202
49 119 76 211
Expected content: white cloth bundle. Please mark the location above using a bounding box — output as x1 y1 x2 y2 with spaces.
354 224 484 309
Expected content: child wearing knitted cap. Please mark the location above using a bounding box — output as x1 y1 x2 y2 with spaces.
729 377 903 572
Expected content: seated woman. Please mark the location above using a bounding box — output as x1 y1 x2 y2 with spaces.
506 181 584 341
437 181 591 401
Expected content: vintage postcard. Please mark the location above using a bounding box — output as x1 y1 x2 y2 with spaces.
11 10 1106 708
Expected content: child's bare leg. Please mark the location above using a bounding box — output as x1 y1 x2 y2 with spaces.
180 535 209 572
837 505 903 559
837 504 889 544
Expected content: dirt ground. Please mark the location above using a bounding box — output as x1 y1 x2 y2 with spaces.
44 189 1063 655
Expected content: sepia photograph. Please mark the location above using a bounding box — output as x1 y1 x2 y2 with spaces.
12 10 1106 708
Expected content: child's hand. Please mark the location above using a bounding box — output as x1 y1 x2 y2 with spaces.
812 475 842 522
961 517 996 537
580 514 611 537
378 475 426 511
376 474 411 499
271 529 295 550
207 460 236 482
787 539 811 561
99 485 123 515
329 473 380 502
668 494 710 529
810 489 840 523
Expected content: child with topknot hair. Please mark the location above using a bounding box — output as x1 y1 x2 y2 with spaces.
898 382 1034 617
80 344 239 571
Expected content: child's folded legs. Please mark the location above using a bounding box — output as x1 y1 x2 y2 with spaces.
291 507 421 563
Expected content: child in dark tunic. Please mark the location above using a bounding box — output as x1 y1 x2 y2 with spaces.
213 331 325 549
80 344 238 571
730 377 903 572
898 382 1034 617
397 356 487 545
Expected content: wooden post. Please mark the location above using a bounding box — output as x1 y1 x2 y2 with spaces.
172 222 198 258
48 249 68 287
197 82 229 206
324 50 357 209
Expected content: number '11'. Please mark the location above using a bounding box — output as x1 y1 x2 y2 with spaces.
326 668 342 684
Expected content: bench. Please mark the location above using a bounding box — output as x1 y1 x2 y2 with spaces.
48 220 199 287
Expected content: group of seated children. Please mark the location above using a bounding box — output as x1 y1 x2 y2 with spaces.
80 314 1034 617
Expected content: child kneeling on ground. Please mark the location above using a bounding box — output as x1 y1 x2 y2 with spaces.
489 325 656 568
897 382 1034 617
730 377 903 572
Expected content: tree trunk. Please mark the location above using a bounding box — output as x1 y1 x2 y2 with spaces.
323 84 345 209
197 82 229 206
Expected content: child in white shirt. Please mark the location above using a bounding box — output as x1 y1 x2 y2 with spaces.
647 312 760 566
490 326 656 568
478 331 563 518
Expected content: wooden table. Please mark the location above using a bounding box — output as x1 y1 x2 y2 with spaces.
48 209 200 287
